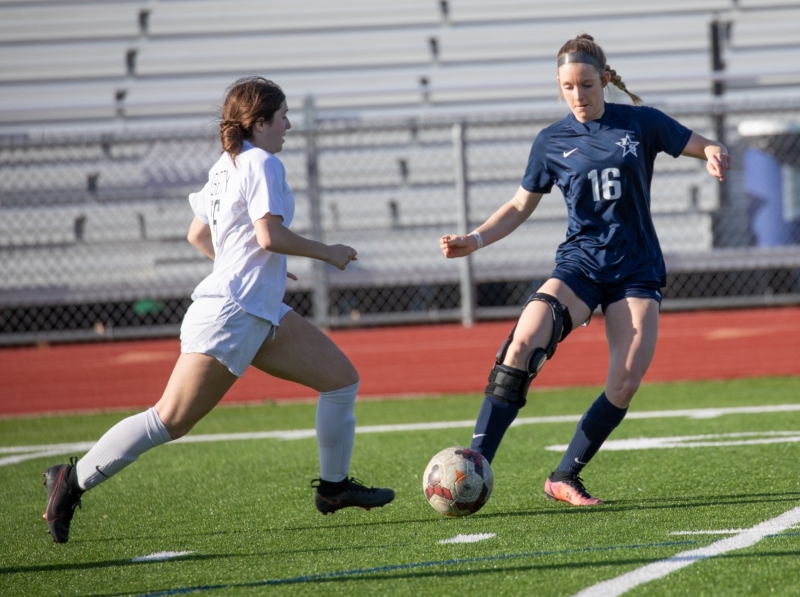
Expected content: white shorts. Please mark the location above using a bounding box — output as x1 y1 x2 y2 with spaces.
180 296 292 377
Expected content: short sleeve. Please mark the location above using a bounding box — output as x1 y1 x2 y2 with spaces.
188 186 209 224
520 132 554 193
640 107 692 158
246 156 287 223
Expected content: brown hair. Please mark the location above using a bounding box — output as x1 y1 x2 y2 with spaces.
557 34 642 106
220 76 286 163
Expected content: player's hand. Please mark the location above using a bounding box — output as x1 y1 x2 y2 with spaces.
326 244 358 270
707 151 731 182
440 234 477 259
286 271 298 281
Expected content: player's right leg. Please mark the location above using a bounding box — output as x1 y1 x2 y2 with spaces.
249 309 394 514
471 279 591 464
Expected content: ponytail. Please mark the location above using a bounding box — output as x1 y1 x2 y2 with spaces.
219 77 286 164
220 119 246 159
605 65 643 106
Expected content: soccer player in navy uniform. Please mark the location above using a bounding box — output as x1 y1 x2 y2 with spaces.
440 34 730 505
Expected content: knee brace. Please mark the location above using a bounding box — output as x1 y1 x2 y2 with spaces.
484 293 572 408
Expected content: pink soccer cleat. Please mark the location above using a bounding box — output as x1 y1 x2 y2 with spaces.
544 472 604 506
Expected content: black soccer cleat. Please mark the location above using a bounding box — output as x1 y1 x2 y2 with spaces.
312 477 395 515
42 457 84 543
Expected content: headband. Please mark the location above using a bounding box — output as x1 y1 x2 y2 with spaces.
557 51 602 71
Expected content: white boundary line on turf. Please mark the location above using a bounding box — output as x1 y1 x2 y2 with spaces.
2 404 800 467
438 533 496 544
545 430 800 452
669 529 747 535
572 504 800 597
131 550 194 562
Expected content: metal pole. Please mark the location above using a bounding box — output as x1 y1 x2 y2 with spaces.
304 95 329 328
452 122 475 327
710 19 732 247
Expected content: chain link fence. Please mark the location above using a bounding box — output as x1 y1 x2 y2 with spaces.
3 99 800 344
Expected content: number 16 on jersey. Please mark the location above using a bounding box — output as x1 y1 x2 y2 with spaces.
588 168 621 201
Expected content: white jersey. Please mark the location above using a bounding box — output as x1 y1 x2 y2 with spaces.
188 141 295 325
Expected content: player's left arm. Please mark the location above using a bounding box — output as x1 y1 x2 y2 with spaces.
680 132 731 182
187 216 215 260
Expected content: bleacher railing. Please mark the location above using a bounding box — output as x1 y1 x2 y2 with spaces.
3 98 800 345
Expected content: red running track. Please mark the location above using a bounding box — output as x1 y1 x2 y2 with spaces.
2 307 799 417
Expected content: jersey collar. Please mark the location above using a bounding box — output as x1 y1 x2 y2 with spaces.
569 102 613 135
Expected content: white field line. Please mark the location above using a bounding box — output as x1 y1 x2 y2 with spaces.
572 504 800 597
546 430 800 452
2 404 800 467
438 533 496 544
131 550 194 562
0 443 96 467
669 529 748 535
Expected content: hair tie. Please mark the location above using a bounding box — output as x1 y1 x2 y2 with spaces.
221 119 243 130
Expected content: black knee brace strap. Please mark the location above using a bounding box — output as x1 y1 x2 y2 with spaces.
484 293 573 408
485 363 532 407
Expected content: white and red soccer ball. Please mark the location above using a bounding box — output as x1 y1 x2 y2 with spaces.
423 447 494 516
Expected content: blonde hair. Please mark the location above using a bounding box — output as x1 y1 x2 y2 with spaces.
557 34 643 106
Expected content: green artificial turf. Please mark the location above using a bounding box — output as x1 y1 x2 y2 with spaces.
2 377 800 596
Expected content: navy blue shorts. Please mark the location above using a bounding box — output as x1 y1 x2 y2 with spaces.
551 267 663 314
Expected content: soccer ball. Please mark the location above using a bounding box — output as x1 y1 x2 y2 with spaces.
423 447 493 516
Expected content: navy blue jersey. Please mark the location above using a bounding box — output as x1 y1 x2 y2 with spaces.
521 102 692 286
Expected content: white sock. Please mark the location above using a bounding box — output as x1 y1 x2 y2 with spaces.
76 407 172 490
316 381 358 482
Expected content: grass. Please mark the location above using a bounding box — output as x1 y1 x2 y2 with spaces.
2 377 800 596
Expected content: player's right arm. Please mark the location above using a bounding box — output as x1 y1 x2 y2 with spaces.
440 186 543 258
187 216 215 260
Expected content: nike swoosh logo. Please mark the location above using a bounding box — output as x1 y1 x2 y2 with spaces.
563 148 578 157
472 433 487 439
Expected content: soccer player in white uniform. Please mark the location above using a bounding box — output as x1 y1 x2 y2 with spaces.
441 34 730 506
42 77 394 543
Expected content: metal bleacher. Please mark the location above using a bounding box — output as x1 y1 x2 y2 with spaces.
3 1 800 127
2 0 800 335
0 1 759 128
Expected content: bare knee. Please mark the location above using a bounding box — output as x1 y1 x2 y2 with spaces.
154 405 197 440
506 333 560 373
503 339 532 369
338 363 359 389
606 374 641 407
317 359 359 393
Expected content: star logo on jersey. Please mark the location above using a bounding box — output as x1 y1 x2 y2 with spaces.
616 134 639 157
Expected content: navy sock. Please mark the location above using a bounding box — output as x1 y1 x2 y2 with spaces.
556 392 627 475
470 395 520 464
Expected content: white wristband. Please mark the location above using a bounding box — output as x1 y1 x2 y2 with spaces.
470 231 484 249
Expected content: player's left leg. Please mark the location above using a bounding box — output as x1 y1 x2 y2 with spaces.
545 296 659 506
249 310 394 514
43 353 237 543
